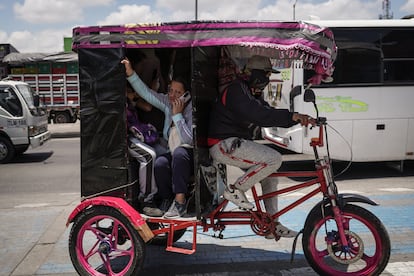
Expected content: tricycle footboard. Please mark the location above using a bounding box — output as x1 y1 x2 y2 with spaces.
147 217 199 254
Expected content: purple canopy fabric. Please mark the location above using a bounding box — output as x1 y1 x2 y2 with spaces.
72 20 337 84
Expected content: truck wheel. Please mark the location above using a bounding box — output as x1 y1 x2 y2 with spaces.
53 111 71 124
15 145 29 155
0 137 15 163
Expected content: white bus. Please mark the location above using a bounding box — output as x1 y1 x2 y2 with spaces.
263 19 414 163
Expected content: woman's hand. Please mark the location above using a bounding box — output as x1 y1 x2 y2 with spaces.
292 113 316 127
121 58 134 77
171 98 185 115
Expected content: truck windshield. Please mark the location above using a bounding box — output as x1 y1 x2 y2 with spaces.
0 86 23 117
16 84 46 116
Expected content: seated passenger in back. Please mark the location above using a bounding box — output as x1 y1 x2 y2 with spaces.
126 83 163 217
122 58 194 219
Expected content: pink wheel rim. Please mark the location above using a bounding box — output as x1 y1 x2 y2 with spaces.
308 211 384 275
76 215 135 276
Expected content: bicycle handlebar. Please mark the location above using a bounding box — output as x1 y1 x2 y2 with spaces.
310 117 327 147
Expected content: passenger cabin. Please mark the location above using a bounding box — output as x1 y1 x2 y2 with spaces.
73 21 336 217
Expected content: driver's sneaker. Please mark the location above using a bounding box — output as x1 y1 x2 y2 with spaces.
266 223 298 239
223 188 254 210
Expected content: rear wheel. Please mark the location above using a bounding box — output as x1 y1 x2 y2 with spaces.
302 204 390 276
53 111 71 123
68 206 145 276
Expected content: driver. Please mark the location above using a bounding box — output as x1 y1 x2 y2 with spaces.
208 55 315 238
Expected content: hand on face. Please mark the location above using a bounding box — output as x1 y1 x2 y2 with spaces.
171 97 186 115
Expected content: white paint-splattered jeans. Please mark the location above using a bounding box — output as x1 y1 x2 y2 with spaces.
209 137 282 215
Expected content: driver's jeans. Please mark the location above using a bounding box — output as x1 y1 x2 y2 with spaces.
209 137 282 215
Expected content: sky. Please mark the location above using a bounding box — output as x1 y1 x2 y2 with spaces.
0 0 413 53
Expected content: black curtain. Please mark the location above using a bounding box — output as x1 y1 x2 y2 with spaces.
79 48 129 197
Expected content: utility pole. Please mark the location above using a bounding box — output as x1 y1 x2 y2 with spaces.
379 0 393 19
293 0 297 20
195 0 198 20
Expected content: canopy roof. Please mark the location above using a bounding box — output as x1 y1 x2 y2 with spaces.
72 20 337 83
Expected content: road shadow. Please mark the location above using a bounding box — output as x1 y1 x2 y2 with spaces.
279 159 414 181
141 242 309 276
9 151 54 163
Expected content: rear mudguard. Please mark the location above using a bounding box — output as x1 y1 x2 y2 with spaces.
66 196 154 242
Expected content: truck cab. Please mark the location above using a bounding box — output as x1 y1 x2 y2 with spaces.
0 79 51 163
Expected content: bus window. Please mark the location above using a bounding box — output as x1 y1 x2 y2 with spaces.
382 29 414 58
384 60 414 82
334 47 381 84
305 27 414 86
382 29 414 82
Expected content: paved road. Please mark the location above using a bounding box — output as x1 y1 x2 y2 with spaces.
1 122 414 275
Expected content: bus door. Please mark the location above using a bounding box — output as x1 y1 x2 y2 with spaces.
262 60 307 154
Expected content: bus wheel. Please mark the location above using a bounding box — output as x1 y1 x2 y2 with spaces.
0 137 15 163
68 206 145 276
53 111 71 123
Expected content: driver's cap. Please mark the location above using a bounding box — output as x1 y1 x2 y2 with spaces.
246 55 280 73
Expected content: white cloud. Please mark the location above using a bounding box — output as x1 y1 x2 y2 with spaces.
157 0 379 21
97 5 163 25
293 0 378 20
0 30 7 42
401 0 414 16
196 0 262 20
13 0 114 24
155 0 263 21
6 29 71 53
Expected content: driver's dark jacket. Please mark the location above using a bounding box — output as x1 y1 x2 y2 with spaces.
208 78 297 143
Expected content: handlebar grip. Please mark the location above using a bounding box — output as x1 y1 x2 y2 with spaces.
317 117 327 125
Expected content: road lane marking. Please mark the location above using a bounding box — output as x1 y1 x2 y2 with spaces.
14 203 50 208
380 188 414 192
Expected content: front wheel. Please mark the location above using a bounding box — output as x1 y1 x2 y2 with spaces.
0 136 15 163
302 204 390 276
68 206 145 276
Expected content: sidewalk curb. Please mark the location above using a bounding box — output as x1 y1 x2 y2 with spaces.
51 132 80 139
48 121 80 139
11 201 77 276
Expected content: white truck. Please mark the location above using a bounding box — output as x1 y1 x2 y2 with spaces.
3 52 80 124
0 79 51 163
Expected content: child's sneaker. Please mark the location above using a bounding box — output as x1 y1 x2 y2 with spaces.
164 200 187 218
142 206 163 217
223 188 253 209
